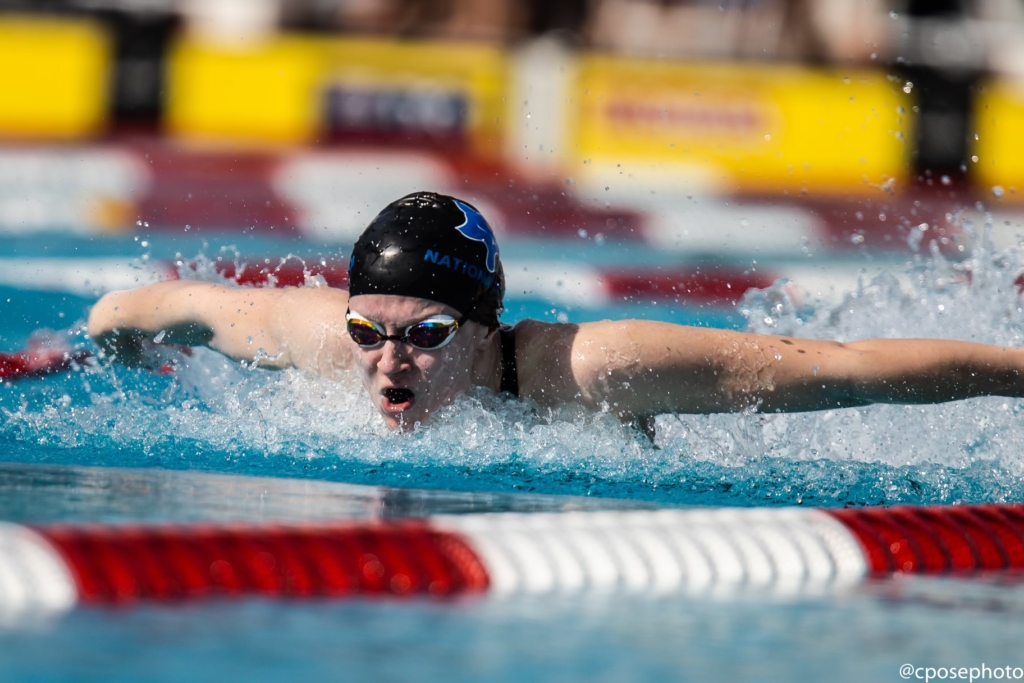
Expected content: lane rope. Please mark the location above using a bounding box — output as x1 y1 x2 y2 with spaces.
1 504 1022 619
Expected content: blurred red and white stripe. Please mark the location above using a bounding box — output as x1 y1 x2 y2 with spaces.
0 256 916 309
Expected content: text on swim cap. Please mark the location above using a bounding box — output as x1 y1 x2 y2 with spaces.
423 249 495 289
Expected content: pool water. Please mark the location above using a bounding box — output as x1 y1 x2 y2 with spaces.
2 579 1023 683
2 227 1024 681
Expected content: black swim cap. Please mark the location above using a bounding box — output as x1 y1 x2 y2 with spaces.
347 192 504 328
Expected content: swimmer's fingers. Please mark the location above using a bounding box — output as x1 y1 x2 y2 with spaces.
96 333 191 371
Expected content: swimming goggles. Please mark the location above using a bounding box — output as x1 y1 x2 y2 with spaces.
345 310 467 350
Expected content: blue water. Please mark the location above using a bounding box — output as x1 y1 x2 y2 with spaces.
2 587 1023 683
4 230 1024 681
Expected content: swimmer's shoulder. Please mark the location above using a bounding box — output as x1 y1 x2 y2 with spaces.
265 286 353 374
512 318 716 406
509 319 579 405
265 284 350 335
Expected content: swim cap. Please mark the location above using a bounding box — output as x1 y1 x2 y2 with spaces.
347 192 504 327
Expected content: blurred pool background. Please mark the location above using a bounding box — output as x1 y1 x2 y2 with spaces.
4 1 1024 681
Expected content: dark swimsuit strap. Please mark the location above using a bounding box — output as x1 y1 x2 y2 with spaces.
498 325 519 397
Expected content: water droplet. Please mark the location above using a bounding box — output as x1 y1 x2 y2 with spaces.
971 155 979 163
812 366 819 376
903 82 913 94
993 186 1005 198
577 229 588 239
941 175 951 185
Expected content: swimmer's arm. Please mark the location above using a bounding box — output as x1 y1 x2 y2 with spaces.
87 281 352 372
560 320 1024 417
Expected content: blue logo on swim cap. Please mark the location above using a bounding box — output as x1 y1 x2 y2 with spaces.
453 199 498 273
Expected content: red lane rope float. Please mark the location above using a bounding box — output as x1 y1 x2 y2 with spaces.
0 350 92 382
827 504 1024 575
601 270 776 306
195 259 350 289
35 522 488 604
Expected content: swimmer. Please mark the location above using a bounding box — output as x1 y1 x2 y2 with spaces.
89 191 1024 434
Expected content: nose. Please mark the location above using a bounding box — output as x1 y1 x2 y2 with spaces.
376 339 411 376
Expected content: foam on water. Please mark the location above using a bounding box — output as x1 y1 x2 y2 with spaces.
3 231 1024 507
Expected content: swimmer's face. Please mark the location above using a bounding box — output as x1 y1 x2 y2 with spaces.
346 294 494 431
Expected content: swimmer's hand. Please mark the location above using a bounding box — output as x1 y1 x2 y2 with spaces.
93 329 195 371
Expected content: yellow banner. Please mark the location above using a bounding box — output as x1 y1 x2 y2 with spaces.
167 36 508 157
973 79 1024 200
572 56 912 196
167 37 322 145
0 16 111 139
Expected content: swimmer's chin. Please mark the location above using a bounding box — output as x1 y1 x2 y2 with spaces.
378 407 429 432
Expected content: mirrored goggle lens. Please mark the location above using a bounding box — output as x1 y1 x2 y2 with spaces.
406 320 458 349
346 316 458 349
347 319 386 347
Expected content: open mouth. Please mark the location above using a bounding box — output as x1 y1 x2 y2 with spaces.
381 387 415 412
